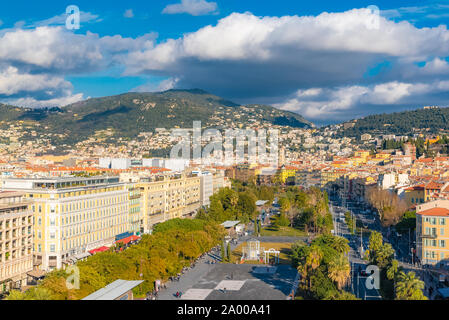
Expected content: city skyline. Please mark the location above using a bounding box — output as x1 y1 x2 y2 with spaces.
1 0 448 304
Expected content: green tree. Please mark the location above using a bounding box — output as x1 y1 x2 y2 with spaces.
237 191 257 222
386 260 402 281
304 245 323 289
275 213 290 228
376 243 395 268
395 211 416 234
279 197 291 214
330 236 350 255
209 198 225 222
227 242 231 262
328 254 351 290
368 231 383 264
221 241 226 262
395 271 427 300
6 290 26 300
195 207 208 220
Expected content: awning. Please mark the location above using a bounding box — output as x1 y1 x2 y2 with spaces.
89 246 110 255
115 235 140 245
73 252 91 260
220 221 240 229
27 270 46 279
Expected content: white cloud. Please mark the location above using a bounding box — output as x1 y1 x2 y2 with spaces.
162 0 218 16
0 65 84 108
275 81 449 119
124 9 134 19
5 93 84 108
33 11 101 27
0 66 70 96
128 9 449 72
132 77 180 93
124 9 449 119
382 4 449 21
420 58 449 74
0 25 155 107
0 26 156 72
0 27 103 71
2 7 449 117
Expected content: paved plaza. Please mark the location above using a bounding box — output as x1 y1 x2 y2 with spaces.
158 263 298 300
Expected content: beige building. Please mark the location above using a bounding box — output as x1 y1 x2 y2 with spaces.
138 173 201 233
0 191 33 293
416 200 449 267
2 176 129 271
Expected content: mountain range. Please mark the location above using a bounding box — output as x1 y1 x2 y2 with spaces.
0 89 313 146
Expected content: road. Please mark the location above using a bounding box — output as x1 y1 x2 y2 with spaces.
329 198 382 300
329 193 444 299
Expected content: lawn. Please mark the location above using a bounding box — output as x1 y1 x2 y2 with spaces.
230 241 302 265
260 225 307 237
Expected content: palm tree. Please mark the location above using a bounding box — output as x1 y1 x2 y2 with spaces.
386 260 401 281
374 243 395 268
395 271 427 300
387 260 402 297
306 246 323 270
328 254 351 290
332 237 350 255
305 246 323 289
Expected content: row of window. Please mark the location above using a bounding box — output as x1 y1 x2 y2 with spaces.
34 207 128 227
424 239 446 248
36 226 127 253
424 227 445 236
31 196 127 214
424 251 445 260
424 217 447 225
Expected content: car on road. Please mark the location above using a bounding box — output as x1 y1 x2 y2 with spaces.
360 269 370 277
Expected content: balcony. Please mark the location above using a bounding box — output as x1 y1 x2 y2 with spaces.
421 233 437 239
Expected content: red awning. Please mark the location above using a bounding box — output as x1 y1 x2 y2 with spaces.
88 246 110 254
115 235 140 245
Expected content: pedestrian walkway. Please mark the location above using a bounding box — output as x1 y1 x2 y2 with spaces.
287 271 301 300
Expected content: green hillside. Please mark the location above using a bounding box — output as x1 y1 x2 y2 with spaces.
0 90 313 146
338 107 449 137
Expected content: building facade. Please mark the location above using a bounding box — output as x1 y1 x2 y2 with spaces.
2 176 129 271
138 173 201 233
416 200 449 267
0 191 33 293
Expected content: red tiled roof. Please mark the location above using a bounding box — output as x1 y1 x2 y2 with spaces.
417 207 449 217
416 158 433 163
425 182 444 190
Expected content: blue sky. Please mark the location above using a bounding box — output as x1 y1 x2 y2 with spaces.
1 0 449 124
